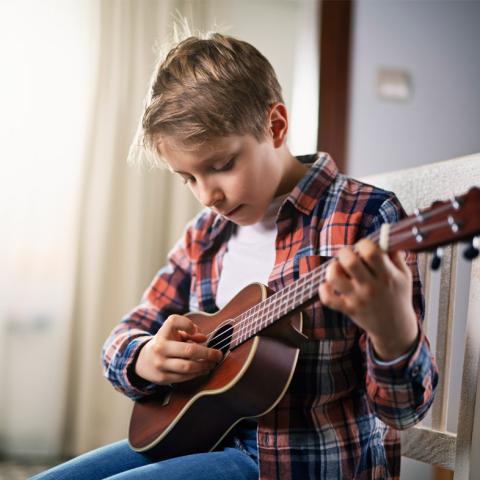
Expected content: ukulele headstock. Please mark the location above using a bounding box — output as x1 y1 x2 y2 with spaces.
384 187 480 267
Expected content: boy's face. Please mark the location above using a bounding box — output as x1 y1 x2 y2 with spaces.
159 134 284 226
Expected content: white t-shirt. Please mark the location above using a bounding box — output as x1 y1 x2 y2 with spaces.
215 194 288 310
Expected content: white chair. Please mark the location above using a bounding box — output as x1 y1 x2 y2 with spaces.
361 153 480 480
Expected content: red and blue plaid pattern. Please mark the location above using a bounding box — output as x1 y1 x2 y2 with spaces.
102 153 438 479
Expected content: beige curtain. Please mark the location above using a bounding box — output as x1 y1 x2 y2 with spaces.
63 0 201 455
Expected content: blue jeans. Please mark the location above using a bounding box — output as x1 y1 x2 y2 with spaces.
30 422 258 480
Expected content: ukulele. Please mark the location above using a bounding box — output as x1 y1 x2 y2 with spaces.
128 187 480 459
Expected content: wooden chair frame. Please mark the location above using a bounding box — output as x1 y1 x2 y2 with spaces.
362 154 480 479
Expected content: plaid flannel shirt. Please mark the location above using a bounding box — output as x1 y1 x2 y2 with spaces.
102 153 438 479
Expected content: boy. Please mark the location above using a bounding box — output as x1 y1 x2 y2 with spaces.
33 33 438 480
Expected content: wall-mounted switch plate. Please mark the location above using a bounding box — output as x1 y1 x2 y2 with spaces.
376 68 412 102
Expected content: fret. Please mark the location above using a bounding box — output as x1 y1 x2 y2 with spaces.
300 279 307 304
239 312 250 341
287 288 295 308
272 300 280 321
294 285 300 309
244 312 254 338
238 321 247 341
267 301 275 319
256 302 266 329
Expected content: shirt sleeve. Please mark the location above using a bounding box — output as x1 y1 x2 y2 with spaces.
360 194 439 430
101 223 194 400
369 334 418 366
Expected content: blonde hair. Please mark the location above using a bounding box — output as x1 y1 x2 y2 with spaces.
131 30 283 167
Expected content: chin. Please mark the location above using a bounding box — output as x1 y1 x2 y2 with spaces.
236 213 264 226
232 218 252 227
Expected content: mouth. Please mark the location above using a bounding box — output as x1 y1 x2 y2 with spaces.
223 205 243 217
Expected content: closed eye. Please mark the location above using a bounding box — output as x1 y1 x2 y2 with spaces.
213 156 236 172
180 175 195 185
178 155 237 185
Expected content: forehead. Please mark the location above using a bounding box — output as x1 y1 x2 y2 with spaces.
159 136 243 172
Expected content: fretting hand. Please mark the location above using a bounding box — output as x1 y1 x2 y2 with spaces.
318 238 419 361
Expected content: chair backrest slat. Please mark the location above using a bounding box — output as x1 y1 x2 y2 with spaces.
431 245 455 431
454 259 480 479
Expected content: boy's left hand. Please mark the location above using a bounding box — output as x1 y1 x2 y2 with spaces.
318 238 419 361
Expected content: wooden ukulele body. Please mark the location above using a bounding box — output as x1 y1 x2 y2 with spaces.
128 282 305 459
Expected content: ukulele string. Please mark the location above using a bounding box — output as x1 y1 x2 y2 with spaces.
205 215 452 352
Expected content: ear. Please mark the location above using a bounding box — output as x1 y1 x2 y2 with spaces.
268 103 289 148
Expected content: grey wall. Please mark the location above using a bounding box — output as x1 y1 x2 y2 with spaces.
347 0 480 177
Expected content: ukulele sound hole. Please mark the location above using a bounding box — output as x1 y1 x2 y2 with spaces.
207 322 233 356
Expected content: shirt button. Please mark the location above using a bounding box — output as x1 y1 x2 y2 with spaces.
411 366 420 377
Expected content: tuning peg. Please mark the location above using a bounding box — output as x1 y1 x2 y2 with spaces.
431 247 443 271
463 237 480 261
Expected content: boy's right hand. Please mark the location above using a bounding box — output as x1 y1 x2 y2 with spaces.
134 314 223 385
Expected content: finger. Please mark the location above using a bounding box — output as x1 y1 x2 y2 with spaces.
157 371 211 385
154 339 222 363
178 330 208 343
319 282 349 313
159 315 198 340
337 247 372 283
160 357 217 376
389 250 411 276
355 239 386 276
325 260 354 295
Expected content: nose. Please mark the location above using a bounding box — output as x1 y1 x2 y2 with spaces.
197 179 225 208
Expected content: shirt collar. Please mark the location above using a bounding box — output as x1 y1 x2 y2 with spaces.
209 152 339 238
285 152 339 215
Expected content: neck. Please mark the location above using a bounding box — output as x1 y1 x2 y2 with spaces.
275 147 309 197
230 257 325 348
